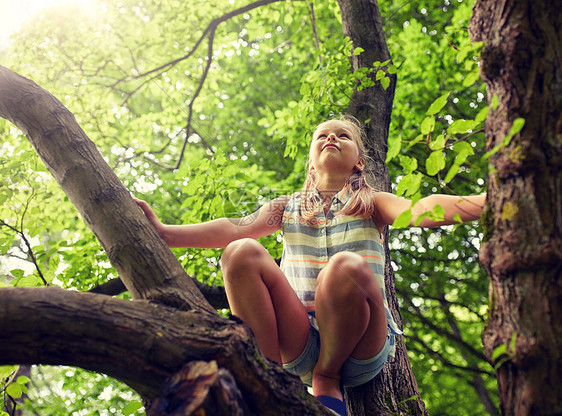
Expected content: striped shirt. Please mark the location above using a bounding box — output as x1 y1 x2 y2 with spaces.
280 186 402 344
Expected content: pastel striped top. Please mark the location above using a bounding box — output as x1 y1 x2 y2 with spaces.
280 186 402 344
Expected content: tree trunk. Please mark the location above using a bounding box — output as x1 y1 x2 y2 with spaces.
337 0 428 415
469 1 562 415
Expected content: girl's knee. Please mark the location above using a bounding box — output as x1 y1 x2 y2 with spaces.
329 252 372 281
318 252 379 301
221 238 265 274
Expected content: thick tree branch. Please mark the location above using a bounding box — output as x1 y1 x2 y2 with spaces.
89 277 229 309
0 65 213 313
0 287 331 415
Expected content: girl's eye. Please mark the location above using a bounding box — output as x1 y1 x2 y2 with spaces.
340 134 349 139
317 134 327 139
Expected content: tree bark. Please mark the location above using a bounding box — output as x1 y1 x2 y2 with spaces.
0 287 330 415
338 0 395 192
337 1 427 415
469 1 562 415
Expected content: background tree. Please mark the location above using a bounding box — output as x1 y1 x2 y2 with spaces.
469 0 562 414
1 0 496 415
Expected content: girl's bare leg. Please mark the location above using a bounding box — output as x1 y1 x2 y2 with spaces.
221 238 310 364
313 252 388 399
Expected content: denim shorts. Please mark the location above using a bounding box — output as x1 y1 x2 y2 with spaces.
283 315 395 388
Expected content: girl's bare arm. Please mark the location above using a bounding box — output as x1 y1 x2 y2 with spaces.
134 195 290 248
373 192 485 228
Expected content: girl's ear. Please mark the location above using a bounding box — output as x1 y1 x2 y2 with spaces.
355 157 365 172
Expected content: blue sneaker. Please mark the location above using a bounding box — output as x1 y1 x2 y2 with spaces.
317 396 348 416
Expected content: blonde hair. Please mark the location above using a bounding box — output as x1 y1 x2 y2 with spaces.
301 116 376 223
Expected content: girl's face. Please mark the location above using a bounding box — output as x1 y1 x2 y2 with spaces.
309 120 365 175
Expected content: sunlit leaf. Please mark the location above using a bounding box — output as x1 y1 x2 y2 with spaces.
426 93 450 115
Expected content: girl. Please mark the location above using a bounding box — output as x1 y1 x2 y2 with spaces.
135 117 485 416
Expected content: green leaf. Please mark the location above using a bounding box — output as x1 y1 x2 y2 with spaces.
426 93 450 115
396 173 422 197
444 163 461 184
399 155 418 174
491 344 508 362
421 116 435 135
462 69 480 87
447 119 478 135
392 209 412 228
453 141 475 156
10 269 24 279
475 106 489 123
123 400 143 415
482 118 525 160
509 118 525 135
385 136 401 163
6 382 22 399
494 356 512 370
381 76 390 90
16 376 30 385
353 47 364 55
0 365 18 380
407 134 425 148
456 45 471 62
426 151 445 176
428 134 446 151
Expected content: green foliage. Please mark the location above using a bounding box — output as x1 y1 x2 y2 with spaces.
21 366 144 415
491 331 517 370
0 0 497 414
0 365 18 412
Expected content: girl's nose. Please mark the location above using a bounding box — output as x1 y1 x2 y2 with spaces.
327 133 337 141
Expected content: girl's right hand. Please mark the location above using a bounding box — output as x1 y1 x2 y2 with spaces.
133 198 165 236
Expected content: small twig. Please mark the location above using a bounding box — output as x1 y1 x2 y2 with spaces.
308 3 320 50
0 219 48 286
118 0 297 85
175 30 217 169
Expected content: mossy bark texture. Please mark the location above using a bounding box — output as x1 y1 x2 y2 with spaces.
470 1 562 414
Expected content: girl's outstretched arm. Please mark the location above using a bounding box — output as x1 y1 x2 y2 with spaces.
134 195 290 248
373 192 486 228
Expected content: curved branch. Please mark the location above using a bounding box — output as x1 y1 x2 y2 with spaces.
0 65 213 313
128 0 300 82
89 277 229 309
0 287 327 415
174 28 216 169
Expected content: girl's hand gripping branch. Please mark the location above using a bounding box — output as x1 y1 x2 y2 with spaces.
134 198 166 237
